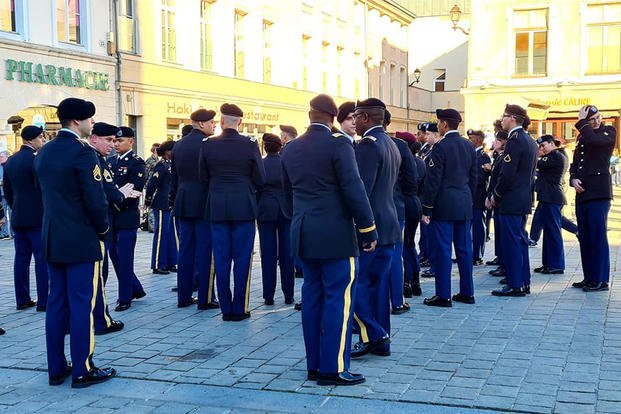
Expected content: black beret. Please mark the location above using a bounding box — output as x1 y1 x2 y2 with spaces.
310 94 338 116
586 105 599 119
56 97 96 121
280 125 297 137
435 108 462 122
355 98 386 111
495 130 509 140
21 125 43 141
92 122 120 137
384 110 392 126
504 104 527 119
417 123 427 132
118 126 135 138
156 140 175 156
537 134 555 144
337 101 356 123
191 109 216 122
181 124 194 136
220 103 243 117
262 133 282 146
426 123 439 133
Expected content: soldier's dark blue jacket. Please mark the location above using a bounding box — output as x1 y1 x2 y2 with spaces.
257 153 291 221
2 145 43 229
109 150 146 229
93 150 123 240
171 129 209 218
199 128 265 221
487 151 503 199
145 160 172 211
355 126 401 245
570 121 616 204
34 129 109 263
406 156 426 221
493 128 538 215
473 147 491 209
281 124 377 259
422 131 477 220
536 149 568 205
391 137 418 222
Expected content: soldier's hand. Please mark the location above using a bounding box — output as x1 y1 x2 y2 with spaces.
118 183 135 198
485 197 492 210
571 178 585 194
482 163 492 172
490 196 498 208
127 190 142 199
362 240 377 252
0 217 4 226
421 215 430 225
578 106 589 120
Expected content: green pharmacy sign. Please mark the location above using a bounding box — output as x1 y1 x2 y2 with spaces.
5 59 110 91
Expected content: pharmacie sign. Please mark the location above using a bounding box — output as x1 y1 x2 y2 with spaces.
5 59 110 91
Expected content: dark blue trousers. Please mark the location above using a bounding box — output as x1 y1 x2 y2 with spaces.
389 221 405 307
419 221 429 260
93 243 113 332
13 227 48 307
429 220 473 300
109 228 144 305
540 202 564 270
46 260 98 380
353 245 393 343
176 218 215 306
498 214 530 289
472 209 486 260
151 209 177 271
576 200 610 284
403 218 420 284
211 221 255 316
493 208 503 266
561 215 578 235
257 217 294 302
300 257 357 374
529 202 543 242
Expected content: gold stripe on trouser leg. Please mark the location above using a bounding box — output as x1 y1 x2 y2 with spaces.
353 313 369 343
99 242 111 328
173 217 179 250
337 257 356 373
154 210 163 270
207 252 215 303
244 250 254 313
86 249 101 372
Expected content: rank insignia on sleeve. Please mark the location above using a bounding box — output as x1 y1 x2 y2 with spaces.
103 169 113 182
504 154 512 163
93 164 102 181
138 172 143 177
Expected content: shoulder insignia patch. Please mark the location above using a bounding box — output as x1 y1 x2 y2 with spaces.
93 164 102 181
103 169 113 182
202 137 209 141
249 136 257 142
332 132 344 138
362 135 377 142
504 154 512 163
428 158 435 167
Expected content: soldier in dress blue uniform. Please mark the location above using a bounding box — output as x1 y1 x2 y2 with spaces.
570 105 616 292
171 109 218 309
145 140 177 275
87 122 133 335
467 129 491 266
108 127 147 311
490 104 538 297
199 103 265 321
337 101 357 143
281 93 377 386
421 109 477 307
350 98 400 358
486 131 508 278
257 133 294 306
34 97 116 388
531 134 567 275
2 125 48 311
420 123 441 279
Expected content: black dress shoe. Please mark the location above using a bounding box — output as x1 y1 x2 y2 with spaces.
229 312 251 321
452 293 475 304
222 314 232 321
264 298 274 306
153 269 170 275
71 367 116 389
317 371 365 386
419 259 431 268
403 283 413 298
16 299 36 310
36 305 46 312
114 302 131 312
294 269 304 279
294 302 302 311
284 297 294 305
392 303 410 315
49 364 72 386
95 320 124 336
177 297 198 308
411 284 422 296
423 295 452 307
166 266 178 272
534 266 547 273
197 302 220 310
486 257 499 266
583 282 609 292
492 286 525 297
351 336 390 358
307 370 319 381
489 267 506 277
499 278 507 284
542 268 564 275
171 287 178 292
0 328 5 335
524 285 531 294
133 291 146 300
421 269 435 278
473 258 484 266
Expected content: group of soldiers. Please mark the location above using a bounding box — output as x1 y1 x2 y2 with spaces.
0 92 615 387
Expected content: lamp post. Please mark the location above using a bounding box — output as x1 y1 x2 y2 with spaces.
450 4 469 35
409 68 422 86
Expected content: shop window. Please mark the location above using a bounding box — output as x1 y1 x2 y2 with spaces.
57 0 83 45
161 0 176 62
262 20 272 83
200 0 214 70
0 0 15 32
434 70 446 92
118 0 137 53
586 3 621 74
234 9 246 78
513 8 548 76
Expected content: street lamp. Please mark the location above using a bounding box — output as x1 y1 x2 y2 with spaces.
450 4 469 35
409 68 421 86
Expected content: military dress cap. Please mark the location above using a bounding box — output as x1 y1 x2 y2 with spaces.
435 108 462 122
220 103 244 118
56 97 96 121
91 122 120 137
21 125 44 140
426 123 439 133
118 126 135 138
310 94 338 116
337 101 356 123
355 97 386 111
384 109 392 126
279 125 298 137
262 133 282 146
191 108 216 122
537 134 555 144
495 130 509 140
395 131 417 143
504 104 527 118
417 123 427 132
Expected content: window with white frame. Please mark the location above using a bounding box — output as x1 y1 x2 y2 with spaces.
336 46 344 95
400 66 406 107
379 60 385 101
585 3 621 74
0 0 15 32
263 20 273 83
353 51 361 98
200 0 214 70
321 41 330 92
513 8 548 76
234 9 246 78
390 63 397 105
119 0 137 52
434 70 446 92
161 0 176 62
57 0 82 44
301 35 310 90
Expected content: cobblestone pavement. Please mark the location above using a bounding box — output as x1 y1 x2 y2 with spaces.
1 193 621 413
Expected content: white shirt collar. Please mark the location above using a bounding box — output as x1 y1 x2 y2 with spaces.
118 150 133 159
310 122 331 132
475 146 483 151
59 128 80 139
363 125 383 137
509 126 522 136
444 130 459 137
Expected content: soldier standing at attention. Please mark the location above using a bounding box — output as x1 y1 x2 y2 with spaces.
109 127 147 311
570 105 616 292
281 94 377 386
2 125 48 312
34 97 116 388
467 129 491 266
200 103 265 321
